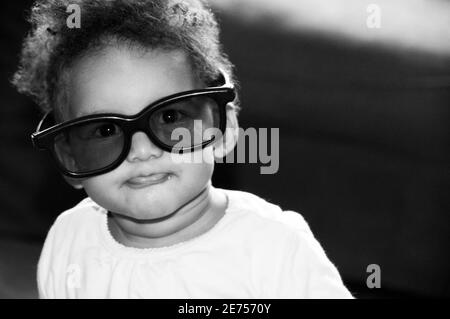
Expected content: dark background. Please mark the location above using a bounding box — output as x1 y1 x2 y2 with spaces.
1 1 449 298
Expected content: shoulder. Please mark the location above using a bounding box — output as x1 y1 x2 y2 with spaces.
219 187 312 237
216 187 316 255
48 198 103 242
54 197 103 224
37 197 104 298
39 197 104 264
217 188 352 298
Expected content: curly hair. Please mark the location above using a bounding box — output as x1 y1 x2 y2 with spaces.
12 0 238 119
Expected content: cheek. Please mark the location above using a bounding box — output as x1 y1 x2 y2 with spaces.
179 161 214 184
81 174 119 205
172 150 215 185
201 147 216 165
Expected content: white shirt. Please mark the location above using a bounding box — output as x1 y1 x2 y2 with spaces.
37 187 353 298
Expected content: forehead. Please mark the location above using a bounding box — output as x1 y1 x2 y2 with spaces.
65 46 199 119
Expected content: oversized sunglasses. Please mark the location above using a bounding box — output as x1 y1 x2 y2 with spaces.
31 71 236 178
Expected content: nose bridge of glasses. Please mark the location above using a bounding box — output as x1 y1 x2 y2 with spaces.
121 109 154 139
138 106 167 145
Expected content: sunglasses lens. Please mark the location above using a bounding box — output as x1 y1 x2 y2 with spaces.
149 95 222 149
53 121 125 173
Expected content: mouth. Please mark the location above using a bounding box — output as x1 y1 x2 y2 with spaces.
125 172 173 189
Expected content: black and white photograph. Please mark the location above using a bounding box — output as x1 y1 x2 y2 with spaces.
0 0 449 301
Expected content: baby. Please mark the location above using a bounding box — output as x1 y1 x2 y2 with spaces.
13 0 353 298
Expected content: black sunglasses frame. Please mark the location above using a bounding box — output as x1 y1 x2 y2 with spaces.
31 73 236 178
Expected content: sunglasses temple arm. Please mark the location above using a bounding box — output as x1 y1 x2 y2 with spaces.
31 111 52 148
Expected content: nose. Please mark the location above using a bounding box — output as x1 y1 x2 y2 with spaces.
127 132 163 162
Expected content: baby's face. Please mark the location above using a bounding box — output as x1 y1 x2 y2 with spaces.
65 46 216 220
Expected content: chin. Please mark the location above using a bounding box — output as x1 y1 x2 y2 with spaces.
117 201 169 220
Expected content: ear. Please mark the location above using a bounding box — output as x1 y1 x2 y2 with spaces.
63 176 84 190
213 104 239 159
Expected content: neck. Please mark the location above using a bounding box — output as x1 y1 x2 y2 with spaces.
107 185 227 249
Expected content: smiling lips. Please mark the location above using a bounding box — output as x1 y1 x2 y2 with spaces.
125 173 172 188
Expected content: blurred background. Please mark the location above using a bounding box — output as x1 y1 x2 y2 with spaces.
1 0 449 298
